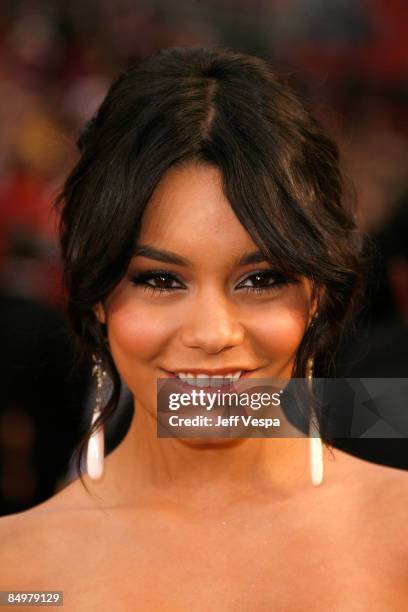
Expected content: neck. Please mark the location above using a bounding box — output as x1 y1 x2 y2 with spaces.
84 400 327 511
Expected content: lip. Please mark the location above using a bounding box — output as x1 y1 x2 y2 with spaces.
162 368 257 378
159 371 242 395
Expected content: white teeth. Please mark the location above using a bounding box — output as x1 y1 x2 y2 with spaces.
210 376 220 388
196 374 208 387
175 371 242 387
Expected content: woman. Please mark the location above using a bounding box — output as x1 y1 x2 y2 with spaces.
1 46 408 610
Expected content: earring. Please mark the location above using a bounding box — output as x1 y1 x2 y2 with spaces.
86 354 106 480
307 356 324 486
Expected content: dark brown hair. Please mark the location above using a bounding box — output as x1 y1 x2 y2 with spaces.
56 46 370 482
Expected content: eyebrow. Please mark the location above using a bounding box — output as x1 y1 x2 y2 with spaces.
132 245 269 267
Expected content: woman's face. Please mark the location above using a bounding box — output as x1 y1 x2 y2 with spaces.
97 163 316 414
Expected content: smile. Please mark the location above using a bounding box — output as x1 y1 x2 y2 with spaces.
173 371 242 387
162 369 256 389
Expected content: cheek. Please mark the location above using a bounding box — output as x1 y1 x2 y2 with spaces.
258 310 306 356
105 295 177 385
249 288 310 360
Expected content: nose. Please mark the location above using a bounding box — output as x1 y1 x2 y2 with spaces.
180 289 245 354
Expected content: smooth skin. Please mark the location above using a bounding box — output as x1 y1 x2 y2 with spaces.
1 163 408 611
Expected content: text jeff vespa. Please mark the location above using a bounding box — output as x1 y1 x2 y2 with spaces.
166 389 282 429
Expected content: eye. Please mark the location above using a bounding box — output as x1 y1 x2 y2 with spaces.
130 270 184 295
237 270 290 295
129 268 292 297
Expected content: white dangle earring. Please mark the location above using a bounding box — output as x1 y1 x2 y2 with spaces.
307 356 324 486
86 354 107 480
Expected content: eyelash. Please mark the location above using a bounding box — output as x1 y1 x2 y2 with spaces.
129 269 291 296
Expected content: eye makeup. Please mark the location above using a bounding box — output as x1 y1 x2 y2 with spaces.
129 268 294 297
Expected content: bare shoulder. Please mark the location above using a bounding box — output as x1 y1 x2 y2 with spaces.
330 444 408 483
0 477 104 587
0 509 56 588
328 445 408 529
363 455 408 524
